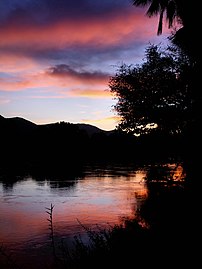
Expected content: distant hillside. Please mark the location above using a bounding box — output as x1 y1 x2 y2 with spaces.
0 115 124 171
76 123 114 137
0 115 37 135
0 115 114 136
0 115 184 173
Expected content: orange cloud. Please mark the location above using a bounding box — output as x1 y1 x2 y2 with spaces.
81 115 121 130
67 88 111 98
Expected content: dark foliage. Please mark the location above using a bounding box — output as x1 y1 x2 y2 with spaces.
109 43 193 136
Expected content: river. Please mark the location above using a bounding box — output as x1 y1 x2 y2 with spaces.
0 161 185 268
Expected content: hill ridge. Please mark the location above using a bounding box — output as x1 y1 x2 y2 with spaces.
0 114 114 136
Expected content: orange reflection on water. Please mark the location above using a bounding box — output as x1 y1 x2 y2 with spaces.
170 163 186 181
0 169 148 250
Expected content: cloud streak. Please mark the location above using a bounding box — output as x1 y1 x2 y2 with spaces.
47 64 109 83
0 65 112 99
0 0 171 129
0 3 163 62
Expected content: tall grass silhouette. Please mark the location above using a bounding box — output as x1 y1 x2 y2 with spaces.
45 203 150 268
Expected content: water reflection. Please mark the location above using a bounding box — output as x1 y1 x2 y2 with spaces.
0 162 186 268
0 164 146 241
145 162 186 184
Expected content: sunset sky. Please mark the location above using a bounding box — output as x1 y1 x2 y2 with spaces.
0 0 171 130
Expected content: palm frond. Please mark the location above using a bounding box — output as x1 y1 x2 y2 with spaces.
166 1 176 28
133 0 152 6
157 10 164 35
146 0 161 17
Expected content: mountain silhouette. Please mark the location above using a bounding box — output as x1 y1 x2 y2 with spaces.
0 115 37 135
0 115 113 137
76 123 113 137
0 115 121 172
0 114 183 174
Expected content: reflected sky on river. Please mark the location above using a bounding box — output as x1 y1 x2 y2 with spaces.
0 162 185 268
0 165 148 247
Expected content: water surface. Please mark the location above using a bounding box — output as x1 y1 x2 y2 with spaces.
0 163 149 268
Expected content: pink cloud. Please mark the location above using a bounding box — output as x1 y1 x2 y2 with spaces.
0 77 34 91
0 69 112 99
0 10 168 54
0 54 41 74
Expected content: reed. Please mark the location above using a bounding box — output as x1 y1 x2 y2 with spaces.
46 203 56 259
45 204 150 268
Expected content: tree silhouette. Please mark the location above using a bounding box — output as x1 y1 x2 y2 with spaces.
132 1 200 136
133 0 178 35
132 0 198 61
132 0 200 197
109 44 193 136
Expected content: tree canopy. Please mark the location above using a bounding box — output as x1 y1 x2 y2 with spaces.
109 44 193 136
